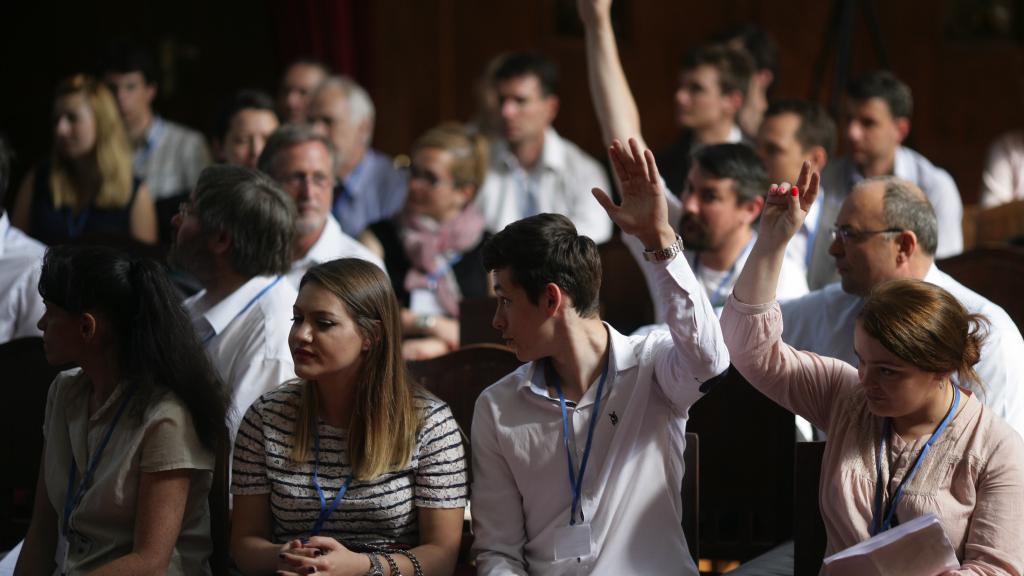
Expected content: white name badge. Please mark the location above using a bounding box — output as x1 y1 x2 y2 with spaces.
553 522 592 560
53 534 69 576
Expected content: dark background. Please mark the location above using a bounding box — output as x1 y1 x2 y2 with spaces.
3 0 1023 210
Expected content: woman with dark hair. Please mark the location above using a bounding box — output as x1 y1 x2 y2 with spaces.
15 245 227 575
12 75 157 245
361 122 491 361
230 258 467 576
721 165 1024 574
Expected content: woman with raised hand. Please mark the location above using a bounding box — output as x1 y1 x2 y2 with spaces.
13 75 157 246
16 245 227 575
720 164 1024 574
230 258 467 576
360 123 491 361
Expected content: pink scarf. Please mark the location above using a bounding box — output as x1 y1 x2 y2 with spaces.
399 206 486 317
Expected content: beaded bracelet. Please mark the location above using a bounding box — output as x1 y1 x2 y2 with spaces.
393 550 424 576
379 552 401 576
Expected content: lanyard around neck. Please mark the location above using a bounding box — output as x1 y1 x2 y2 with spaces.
693 235 755 308
870 385 960 535
63 387 136 536
311 421 351 536
201 276 282 347
550 354 611 526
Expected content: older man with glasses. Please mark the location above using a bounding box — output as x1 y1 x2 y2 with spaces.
779 175 1024 438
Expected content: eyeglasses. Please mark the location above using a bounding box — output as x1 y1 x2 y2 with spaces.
282 172 333 189
830 226 903 243
177 201 196 218
408 165 452 188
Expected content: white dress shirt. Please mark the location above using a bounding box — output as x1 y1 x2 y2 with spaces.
184 275 297 437
780 264 1024 438
471 254 730 576
286 215 386 288
0 213 46 343
475 128 613 244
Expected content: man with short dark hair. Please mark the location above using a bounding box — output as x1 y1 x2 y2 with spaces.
474 51 613 243
308 75 407 237
0 136 46 343
781 176 1024 437
471 140 729 575
277 58 329 124
816 70 963 288
757 100 837 287
100 42 211 203
257 124 384 287
714 24 779 136
169 165 298 435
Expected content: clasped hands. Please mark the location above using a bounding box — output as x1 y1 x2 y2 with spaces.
277 537 368 576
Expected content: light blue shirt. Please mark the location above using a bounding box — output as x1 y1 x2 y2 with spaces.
331 148 407 236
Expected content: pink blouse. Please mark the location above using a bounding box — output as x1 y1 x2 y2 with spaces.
721 297 1024 575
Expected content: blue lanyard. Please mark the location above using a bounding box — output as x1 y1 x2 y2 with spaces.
201 276 283 347
62 387 136 536
693 236 755 308
64 206 93 239
310 422 351 536
870 385 960 535
551 355 611 526
426 252 464 291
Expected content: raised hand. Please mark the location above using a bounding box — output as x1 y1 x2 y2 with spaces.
758 160 820 249
577 0 613 27
592 138 677 250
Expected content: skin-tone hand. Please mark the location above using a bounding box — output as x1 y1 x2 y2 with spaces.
757 160 820 250
592 138 677 251
277 539 321 573
277 537 367 576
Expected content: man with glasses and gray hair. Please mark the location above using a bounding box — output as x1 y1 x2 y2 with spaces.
780 175 1024 437
168 165 298 437
308 75 407 237
257 124 384 288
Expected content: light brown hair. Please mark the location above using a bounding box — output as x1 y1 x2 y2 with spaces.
412 122 489 192
859 279 987 389
50 75 133 210
290 258 418 480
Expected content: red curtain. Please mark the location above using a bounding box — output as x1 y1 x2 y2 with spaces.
270 0 370 80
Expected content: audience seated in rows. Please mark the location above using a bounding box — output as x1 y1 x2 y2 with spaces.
362 122 493 361
12 75 157 246
230 258 467 576
167 165 298 437
215 89 279 170
256 124 384 288
721 168 1024 575
16 245 228 575
309 75 407 237
471 141 729 575
815 70 963 288
100 42 211 204
0 137 45 343
781 177 1024 437
473 51 613 244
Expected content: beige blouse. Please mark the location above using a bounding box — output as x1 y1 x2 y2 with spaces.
42 369 214 575
721 298 1024 575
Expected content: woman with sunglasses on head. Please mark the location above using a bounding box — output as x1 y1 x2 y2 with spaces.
15 245 227 575
720 164 1024 574
360 123 491 360
12 75 157 246
230 258 467 576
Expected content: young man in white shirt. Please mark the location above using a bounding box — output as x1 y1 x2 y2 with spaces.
168 165 298 436
471 139 730 575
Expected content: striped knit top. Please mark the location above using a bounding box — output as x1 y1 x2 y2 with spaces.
231 381 468 546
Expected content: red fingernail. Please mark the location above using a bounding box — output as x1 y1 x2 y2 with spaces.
792 186 799 197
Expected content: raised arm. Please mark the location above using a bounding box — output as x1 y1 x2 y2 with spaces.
579 0 648 150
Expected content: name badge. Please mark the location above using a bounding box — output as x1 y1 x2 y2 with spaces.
553 523 592 560
410 290 445 316
53 534 69 576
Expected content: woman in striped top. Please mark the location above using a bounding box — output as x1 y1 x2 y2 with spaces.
230 258 468 576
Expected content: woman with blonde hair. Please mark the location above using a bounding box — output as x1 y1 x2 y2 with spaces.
230 258 467 576
13 74 156 245
361 122 491 360
721 164 1024 574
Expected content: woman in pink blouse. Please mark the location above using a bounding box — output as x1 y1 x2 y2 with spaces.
720 164 1024 575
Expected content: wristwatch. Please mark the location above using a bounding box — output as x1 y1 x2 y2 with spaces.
364 552 385 576
642 235 684 262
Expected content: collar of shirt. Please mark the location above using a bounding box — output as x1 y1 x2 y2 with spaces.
727 124 743 144
496 127 568 175
0 212 10 257
845 146 918 187
188 275 283 337
299 214 345 268
519 322 639 408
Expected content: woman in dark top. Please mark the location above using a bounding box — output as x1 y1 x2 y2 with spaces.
361 123 490 360
13 74 157 245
